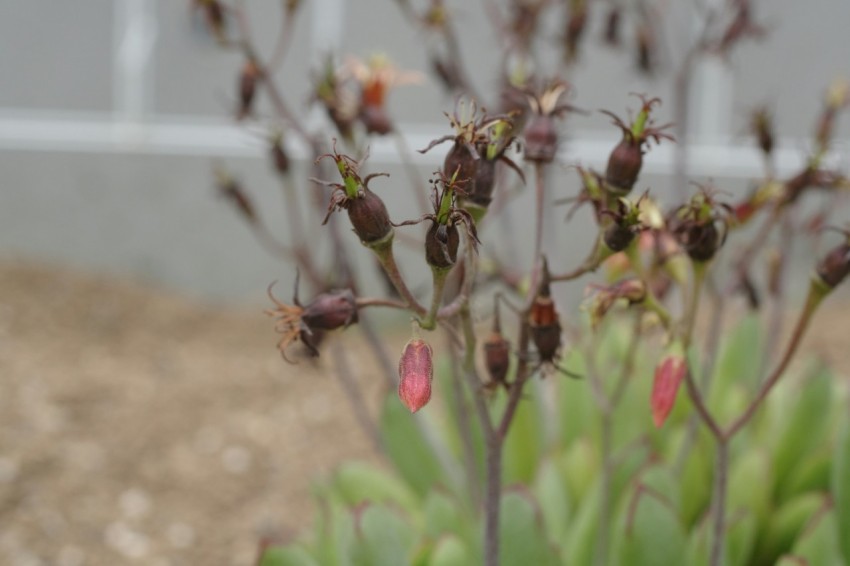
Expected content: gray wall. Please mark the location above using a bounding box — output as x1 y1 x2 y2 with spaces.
0 0 848 305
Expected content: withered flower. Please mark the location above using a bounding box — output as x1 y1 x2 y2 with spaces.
522 80 582 163
347 54 423 135
420 99 523 206
601 194 650 252
266 276 358 362
395 171 480 270
583 278 646 329
670 187 732 262
601 95 673 197
312 143 394 249
312 56 359 141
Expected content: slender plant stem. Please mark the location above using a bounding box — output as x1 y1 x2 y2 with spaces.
374 243 428 316
355 297 409 310
421 268 450 330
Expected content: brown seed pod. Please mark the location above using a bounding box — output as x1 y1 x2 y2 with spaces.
237 58 261 121
523 115 559 163
425 222 461 269
529 261 562 366
345 188 394 244
484 297 511 389
301 289 358 331
816 242 850 289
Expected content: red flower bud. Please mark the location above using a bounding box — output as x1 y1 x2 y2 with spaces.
398 338 434 413
650 354 686 428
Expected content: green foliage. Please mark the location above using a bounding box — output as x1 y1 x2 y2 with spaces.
261 317 849 565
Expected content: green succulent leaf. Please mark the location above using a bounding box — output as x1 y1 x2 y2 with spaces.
773 365 833 493
755 492 827 563
791 507 841 566
617 484 687 566
380 393 450 497
259 545 320 566
330 461 419 514
502 380 546 484
351 504 416 566
498 490 560 566
833 408 850 565
428 535 473 566
533 458 572 543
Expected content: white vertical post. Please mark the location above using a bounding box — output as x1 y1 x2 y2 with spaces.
113 0 158 144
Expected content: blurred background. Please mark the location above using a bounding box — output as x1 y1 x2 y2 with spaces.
1 0 848 564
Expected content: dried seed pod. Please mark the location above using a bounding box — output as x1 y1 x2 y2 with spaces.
523 115 559 163
237 58 261 120
270 134 290 175
603 6 621 46
316 146 394 248
484 298 511 388
563 1 588 63
751 107 774 157
443 141 479 187
398 338 434 413
484 333 511 388
529 260 562 366
601 96 672 196
360 104 394 135
679 222 721 262
214 166 256 223
301 289 358 330
815 242 850 289
266 279 358 362
425 222 461 269
346 188 394 244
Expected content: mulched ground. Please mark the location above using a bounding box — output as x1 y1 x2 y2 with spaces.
1 260 847 566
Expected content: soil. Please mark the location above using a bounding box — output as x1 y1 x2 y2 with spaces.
1 260 847 566
0 261 386 566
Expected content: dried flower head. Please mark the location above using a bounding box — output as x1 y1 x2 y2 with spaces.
266 276 358 362
312 143 394 248
347 54 424 135
670 186 732 262
600 95 673 196
396 170 481 269
522 80 582 163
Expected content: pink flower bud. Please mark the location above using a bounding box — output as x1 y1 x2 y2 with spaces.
398 338 434 413
651 355 686 428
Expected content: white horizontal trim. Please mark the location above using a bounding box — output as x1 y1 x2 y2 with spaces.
0 110 844 179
